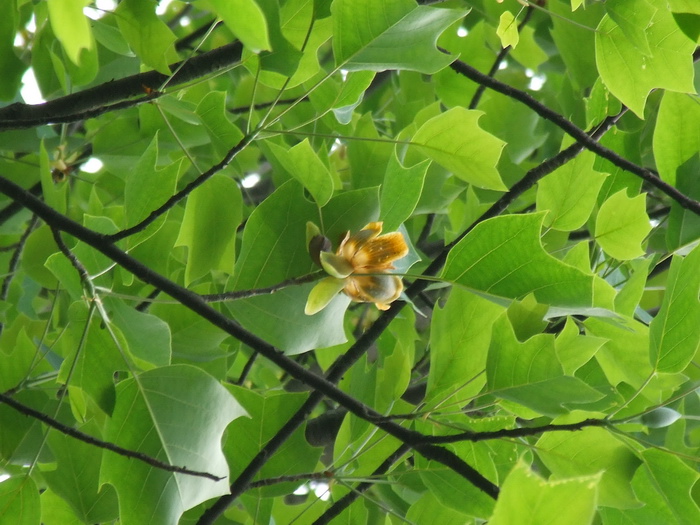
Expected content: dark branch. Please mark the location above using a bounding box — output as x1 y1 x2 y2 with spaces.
0 41 243 130
0 175 499 512
423 418 608 445
447 56 700 215
0 391 224 481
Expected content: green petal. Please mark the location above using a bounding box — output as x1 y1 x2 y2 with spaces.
305 277 346 315
320 251 354 278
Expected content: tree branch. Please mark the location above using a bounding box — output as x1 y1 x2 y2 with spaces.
447 55 700 215
0 41 243 130
422 418 608 445
0 391 224 481
0 175 499 510
197 111 625 522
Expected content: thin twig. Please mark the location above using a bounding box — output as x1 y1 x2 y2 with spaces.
0 391 224 481
469 5 534 109
107 132 255 242
200 271 324 302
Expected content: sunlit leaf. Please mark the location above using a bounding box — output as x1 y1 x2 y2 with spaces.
411 108 507 190
595 190 651 260
595 8 695 117
332 0 465 73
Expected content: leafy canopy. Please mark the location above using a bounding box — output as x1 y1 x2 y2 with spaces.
0 0 699 524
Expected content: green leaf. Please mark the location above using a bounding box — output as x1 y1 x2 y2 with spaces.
175 174 242 285
634 449 700 524
210 0 270 52
537 424 641 508
47 0 93 66
347 113 393 189
223 386 322 496
44 427 119 523
332 0 465 73
536 151 608 231
649 244 700 373
595 8 695 117
0 476 40 525
653 92 700 185
426 288 503 408
407 492 470 524
585 316 652 389
489 462 599 525
487 316 605 416
411 108 507 190
605 0 656 56
115 0 177 74
595 190 651 260
0 0 25 100
287 139 334 206
101 365 246 525
252 0 302 77
195 91 245 159
380 154 429 231
106 298 171 370
442 213 616 308
666 156 700 251
496 11 519 49
555 317 606 375
124 134 182 233
231 180 318 290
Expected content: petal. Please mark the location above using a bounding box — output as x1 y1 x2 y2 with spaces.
338 222 383 260
320 251 354 278
352 232 408 270
343 274 403 307
305 277 345 315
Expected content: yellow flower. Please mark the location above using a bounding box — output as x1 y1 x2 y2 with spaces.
305 222 409 315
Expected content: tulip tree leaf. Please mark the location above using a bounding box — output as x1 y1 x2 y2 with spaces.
115 0 177 74
649 244 700 373
0 0 25 100
124 134 181 236
487 316 604 416
496 11 519 49
443 213 616 308
489 462 599 525
604 0 656 56
411 108 507 190
195 92 246 159
537 151 608 231
175 174 242 285
44 428 119 523
595 9 695 117
209 0 270 52
101 365 246 525
332 0 465 73
426 288 503 408
380 154 429 232
537 425 642 508
653 91 700 185
595 190 651 260
47 0 93 66
0 476 40 525
287 139 335 206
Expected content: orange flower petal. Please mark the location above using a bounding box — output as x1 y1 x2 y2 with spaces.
352 232 408 270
